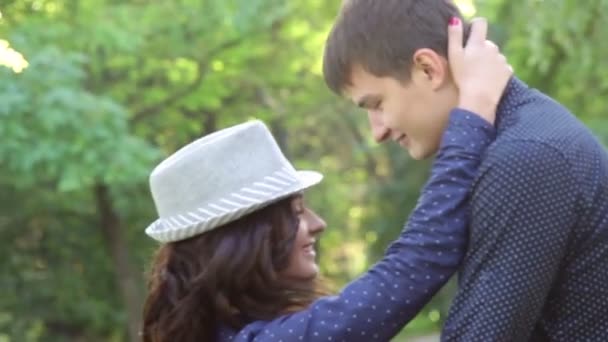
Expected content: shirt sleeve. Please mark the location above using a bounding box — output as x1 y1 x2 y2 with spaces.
226 109 495 342
441 140 579 341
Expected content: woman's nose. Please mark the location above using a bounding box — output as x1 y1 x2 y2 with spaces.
308 210 326 234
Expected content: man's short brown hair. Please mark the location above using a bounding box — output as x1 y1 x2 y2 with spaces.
323 0 468 94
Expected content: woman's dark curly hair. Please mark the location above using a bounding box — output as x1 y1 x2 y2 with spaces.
141 195 326 342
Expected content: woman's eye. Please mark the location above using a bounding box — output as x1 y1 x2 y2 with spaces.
294 204 304 215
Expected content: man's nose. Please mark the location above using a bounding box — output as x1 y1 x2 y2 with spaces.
367 110 391 143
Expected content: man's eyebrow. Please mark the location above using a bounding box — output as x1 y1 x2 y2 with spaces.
356 95 379 109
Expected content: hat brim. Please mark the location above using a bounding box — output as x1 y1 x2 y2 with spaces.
294 170 323 193
145 169 323 243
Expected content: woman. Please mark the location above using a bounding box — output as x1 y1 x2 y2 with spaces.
142 19 512 342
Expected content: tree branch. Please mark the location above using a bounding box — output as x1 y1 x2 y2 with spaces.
341 113 381 180
130 37 244 125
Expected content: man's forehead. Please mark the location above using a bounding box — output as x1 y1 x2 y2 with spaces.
344 66 383 100
347 64 373 86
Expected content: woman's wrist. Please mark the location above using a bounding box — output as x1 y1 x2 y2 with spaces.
457 91 499 124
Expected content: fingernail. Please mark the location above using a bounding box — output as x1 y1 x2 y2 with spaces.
449 17 460 26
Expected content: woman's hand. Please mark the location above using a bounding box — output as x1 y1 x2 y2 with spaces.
448 17 513 124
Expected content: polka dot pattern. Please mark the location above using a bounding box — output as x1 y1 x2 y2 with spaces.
214 109 495 341
442 78 608 341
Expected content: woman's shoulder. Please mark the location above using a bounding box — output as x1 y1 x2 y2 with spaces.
216 321 269 342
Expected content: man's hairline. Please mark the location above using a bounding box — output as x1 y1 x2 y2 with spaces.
337 62 415 101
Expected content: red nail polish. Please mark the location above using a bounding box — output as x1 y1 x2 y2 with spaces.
449 17 460 26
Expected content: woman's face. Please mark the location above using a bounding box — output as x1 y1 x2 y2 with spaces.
281 196 327 280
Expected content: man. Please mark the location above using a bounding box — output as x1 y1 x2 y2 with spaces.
322 0 608 341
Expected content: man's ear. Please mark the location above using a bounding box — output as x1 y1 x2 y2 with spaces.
411 48 450 90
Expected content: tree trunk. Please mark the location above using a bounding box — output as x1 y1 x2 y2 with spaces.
94 183 142 342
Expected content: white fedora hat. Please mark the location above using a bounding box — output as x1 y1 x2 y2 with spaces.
145 120 323 243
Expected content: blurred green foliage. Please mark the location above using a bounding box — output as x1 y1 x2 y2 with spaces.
0 0 606 341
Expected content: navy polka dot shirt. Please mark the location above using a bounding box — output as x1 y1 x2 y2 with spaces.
442 78 608 341
215 109 495 341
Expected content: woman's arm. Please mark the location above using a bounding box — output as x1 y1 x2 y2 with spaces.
225 17 512 342
227 109 494 342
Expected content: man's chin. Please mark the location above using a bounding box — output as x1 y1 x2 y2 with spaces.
407 142 440 161
407 147 430 160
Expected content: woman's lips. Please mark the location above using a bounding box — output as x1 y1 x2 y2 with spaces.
303 243 316 257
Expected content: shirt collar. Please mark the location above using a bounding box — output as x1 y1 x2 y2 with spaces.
495 77 530 134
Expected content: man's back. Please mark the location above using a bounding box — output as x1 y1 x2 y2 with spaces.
443 79 608 341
